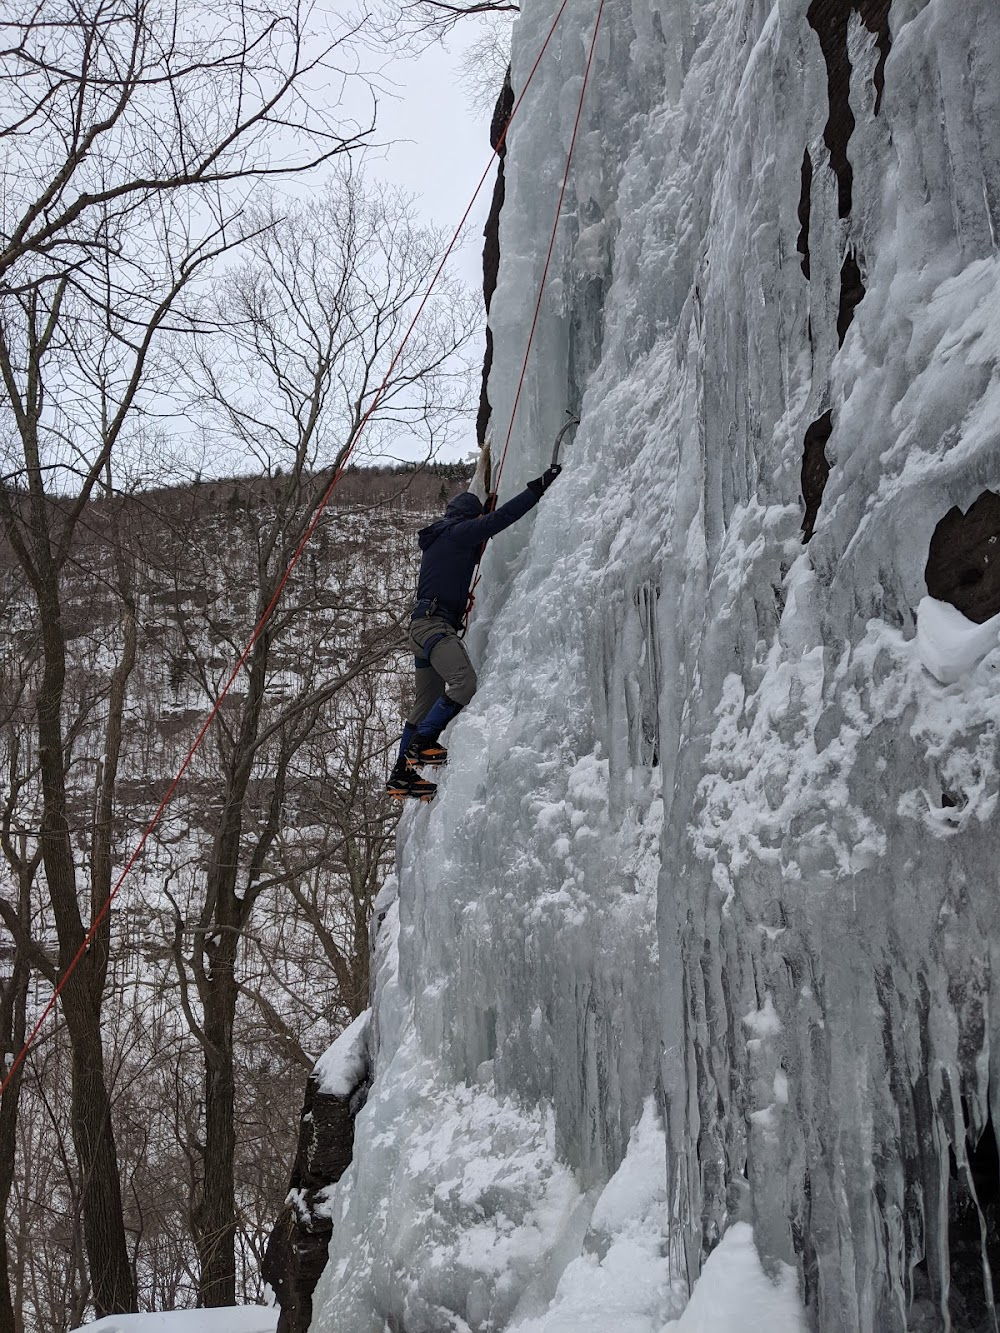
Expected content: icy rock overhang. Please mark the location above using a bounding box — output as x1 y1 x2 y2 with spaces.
309 0 1000 1330
264 1013 370 1333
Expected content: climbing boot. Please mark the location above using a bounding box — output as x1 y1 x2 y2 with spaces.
385 758 436 802
406 737 448 768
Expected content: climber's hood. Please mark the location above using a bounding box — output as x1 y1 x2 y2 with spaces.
418 492 484 549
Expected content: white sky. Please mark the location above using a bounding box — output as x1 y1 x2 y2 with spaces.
362 39 497 292
335 21 503 460
168 14 504 477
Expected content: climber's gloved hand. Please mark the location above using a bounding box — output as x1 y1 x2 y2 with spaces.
526 464 562 498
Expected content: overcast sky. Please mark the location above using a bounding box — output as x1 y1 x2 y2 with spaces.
338 21 503 460
363 38 497 291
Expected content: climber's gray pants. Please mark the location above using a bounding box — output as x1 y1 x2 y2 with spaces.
406 615 478 726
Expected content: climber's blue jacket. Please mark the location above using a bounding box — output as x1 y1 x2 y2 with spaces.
413 489 539 627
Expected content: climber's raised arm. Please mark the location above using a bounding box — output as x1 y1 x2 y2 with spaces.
446 466 561 547
384 456 563 801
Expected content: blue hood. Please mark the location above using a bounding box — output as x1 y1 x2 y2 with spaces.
446 492 484 520
418 492 484 550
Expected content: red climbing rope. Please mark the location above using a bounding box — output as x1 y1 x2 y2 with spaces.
464 0 608 632
0 0 576 1101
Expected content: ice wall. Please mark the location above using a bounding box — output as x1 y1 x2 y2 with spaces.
311 1 1000 1329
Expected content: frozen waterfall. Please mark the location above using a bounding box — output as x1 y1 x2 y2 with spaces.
310 0 1000 1329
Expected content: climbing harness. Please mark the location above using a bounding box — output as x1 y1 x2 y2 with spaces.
412 602 451 669
463 0 607 633
0 0 591 1099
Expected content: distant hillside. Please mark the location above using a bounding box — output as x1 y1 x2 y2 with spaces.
0 462 457 1325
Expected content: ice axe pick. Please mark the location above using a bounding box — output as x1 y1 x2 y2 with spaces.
550 411 581 469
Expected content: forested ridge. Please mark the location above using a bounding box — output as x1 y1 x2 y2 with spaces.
0 462 473 1327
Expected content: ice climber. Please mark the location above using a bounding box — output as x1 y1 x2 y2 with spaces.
386 447 563 801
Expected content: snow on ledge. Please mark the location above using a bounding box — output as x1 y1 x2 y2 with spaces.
664 1223 806 1332
313 1008 370 1097
915 596 1000 685
73 1309 277 1333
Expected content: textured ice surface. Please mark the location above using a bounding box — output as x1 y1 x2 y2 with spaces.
506 1099 686 1333
312 0 1000 1329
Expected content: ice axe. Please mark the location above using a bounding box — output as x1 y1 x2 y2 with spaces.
550 411 580 469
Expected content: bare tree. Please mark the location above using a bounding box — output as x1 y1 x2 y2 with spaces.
0 770 38 1333
145 172 474 1305
279 672 400 1022
0 0 373 1315
0 543 47 1333
388 1 518 37
370 0 516 98
0 0 372 300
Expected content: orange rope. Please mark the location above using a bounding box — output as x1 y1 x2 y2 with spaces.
464 0 608 631
0 0 576 1100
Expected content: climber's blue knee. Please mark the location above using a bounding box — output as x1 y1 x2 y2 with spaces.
415 694 464 739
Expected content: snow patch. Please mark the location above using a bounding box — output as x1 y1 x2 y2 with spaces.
743 993 782 1038
313 1008 370 1098
76 1310 277 1333
663 1224 806 1332
915 595 1000 684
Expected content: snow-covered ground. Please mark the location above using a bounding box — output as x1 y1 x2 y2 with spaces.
75 1310 276 1333
310 0 1000 1329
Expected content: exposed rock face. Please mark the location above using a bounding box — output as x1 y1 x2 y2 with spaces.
263 1018 369 1333
477 68 515 446
796 1 890 540
925 492 1000 624
806 0 892 216
801 410 833 543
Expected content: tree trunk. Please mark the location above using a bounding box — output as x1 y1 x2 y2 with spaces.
194 626 272 1306
34 577 135 1316
0 947 28 1333
63 992 135 1315
195 954 240 1307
